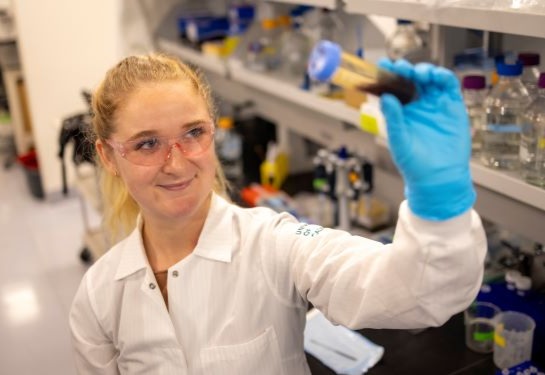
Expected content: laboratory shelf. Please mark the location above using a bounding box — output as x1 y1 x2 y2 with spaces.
470 161 545 212
266 0 337 9
157 38 228 76
344 0 545 38
228 59 361 127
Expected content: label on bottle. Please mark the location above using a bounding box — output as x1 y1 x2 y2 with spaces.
519 144 530 160
539 137 545 150
485 124 521 133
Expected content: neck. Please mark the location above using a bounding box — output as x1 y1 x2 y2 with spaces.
142 193 212 272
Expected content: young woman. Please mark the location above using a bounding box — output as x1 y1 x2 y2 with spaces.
69 54 486 375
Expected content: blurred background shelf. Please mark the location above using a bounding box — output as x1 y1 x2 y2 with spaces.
266 0 337 9
228 59 361 127
344 0 545 38
157 38 228 76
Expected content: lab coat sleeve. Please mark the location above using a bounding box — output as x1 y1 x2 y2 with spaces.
69 273 120 375
263 201 487 330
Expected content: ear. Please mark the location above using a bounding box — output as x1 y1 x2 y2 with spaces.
96 139 119 176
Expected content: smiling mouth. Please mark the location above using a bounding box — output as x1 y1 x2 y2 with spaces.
159 177 194 191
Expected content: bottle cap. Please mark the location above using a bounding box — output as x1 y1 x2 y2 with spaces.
261 19 277 30
514 276 532 291
496 61 523 77
462 75 486 90
308 40 342 82
218 116 234 129
538 72 545 89
505 269 521 283
517 52 540 67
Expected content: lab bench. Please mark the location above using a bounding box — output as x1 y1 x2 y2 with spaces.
307 312 497 375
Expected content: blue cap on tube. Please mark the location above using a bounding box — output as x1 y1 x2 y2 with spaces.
308 40 342 82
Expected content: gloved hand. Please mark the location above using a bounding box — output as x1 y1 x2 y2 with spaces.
378 59 475 221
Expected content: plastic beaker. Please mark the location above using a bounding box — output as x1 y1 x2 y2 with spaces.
464 301 500 353
493 311 536 369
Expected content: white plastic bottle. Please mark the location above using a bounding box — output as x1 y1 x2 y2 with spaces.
215 117 243 183
462 75 487 156
520 73 545 187
385 20 424 63
481 61 531 170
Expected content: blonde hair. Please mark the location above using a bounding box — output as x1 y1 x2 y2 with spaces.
91 54 228 241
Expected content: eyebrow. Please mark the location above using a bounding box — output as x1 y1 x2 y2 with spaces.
124 120 212 142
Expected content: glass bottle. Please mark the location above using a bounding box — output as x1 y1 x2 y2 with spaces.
520 72 545 187
481 61 531 170
245 18 280 72
280 11 311 78
385 20 424 63
463 75 487 156
518 53 541 99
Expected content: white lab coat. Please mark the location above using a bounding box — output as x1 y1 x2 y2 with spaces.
69 193 486 375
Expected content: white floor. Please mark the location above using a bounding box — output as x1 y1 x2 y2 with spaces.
0 163 90 374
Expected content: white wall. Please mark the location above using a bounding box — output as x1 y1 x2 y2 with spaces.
13 0 121 197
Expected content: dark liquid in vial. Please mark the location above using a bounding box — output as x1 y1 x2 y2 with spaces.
359 73 417 105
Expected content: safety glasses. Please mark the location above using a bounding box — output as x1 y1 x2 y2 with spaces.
106 122 215 166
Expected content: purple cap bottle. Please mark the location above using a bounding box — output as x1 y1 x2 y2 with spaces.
518 53 540 67
538 72 545 89
462 75 486 90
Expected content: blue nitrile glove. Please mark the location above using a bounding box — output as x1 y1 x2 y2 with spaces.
378 59 475 221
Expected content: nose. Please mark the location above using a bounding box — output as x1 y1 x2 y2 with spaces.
163 142 188 168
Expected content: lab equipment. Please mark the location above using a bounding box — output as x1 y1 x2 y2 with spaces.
385 20 425 63
462 75 487 156
185 17 230 45
482 61 531 170
308 40 417 104
58 92 109 263
304 308 384 375
494 311 536 369
215 116 243 184
260 141 288 189
520 73 545 187
518 53 541 98
378 59 475 221
464 301 501 353
496 360 545 375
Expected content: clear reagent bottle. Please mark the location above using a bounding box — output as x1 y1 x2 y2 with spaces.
385 19 425 63
463 75 487 156
520 72 545 187
518 52 541 98
481 61 531 170
308 40 417 104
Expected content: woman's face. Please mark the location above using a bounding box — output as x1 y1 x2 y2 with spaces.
98 80 217 223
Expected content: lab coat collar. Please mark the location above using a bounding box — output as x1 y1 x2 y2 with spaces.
114 193 234 281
